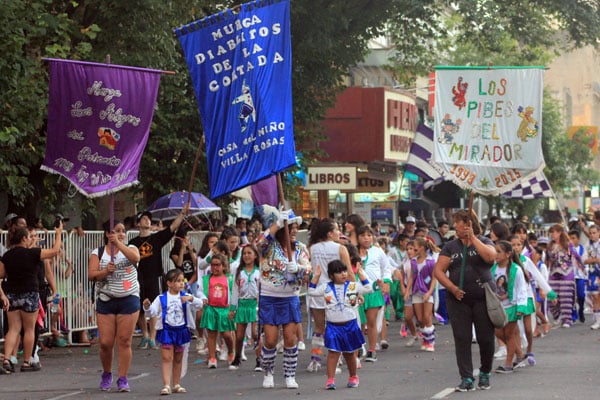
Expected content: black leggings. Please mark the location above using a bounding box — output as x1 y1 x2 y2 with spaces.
446 294 495 380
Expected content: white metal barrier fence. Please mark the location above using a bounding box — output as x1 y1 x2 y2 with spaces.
0 229 210 344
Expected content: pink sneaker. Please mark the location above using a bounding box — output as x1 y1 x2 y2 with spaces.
347 375 359 388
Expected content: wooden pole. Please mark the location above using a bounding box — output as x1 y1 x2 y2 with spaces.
184 138 204 212
276 173 293 261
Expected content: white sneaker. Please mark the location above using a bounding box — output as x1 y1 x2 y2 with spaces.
306 360 321 372
405 336 417 347
494 347 507 359
285 377 299 389
380 339 389 350
590 321 600 330
263 374 274 388
276 339 284 354
312 335 325 347
196 337 206 351
241 349 248 361
218 350 228 361
297 341 306 351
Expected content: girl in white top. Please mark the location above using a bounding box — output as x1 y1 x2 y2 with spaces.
228 244 261 371
401 241 419 346
356 225 391 362
405 237 437 352
308 260 373 390
306 219 352 373
88 221 140 392
143 269 203 395
510 236 557 366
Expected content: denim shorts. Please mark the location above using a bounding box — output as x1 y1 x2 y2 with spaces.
96 295 140 315
7 291 39 313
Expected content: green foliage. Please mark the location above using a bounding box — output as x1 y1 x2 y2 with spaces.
1 0 599 221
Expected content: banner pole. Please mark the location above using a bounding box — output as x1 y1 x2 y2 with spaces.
276 173 293 261
104 54 116 262
185 138 204 211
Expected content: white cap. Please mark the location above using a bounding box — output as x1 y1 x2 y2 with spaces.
406 216 416 223
569 216 579 223
4 213 17 225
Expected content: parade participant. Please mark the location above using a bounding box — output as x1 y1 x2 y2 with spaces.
388 234 409 322
356 225 391 362
405 237 437 352
142 269 202 395
530 246 551 336
169 227 197 289
569 229 587 323
88 221 140 392
197 254 235 369
129 206 188 350
344 214 366 247
255 205 308 389
546 224 583 328
584 225 600 329
433 209 496 392
228 244 261 371
401 241 419 346
289 219 310 352
491 241 528 374
220 227 242 276
510 235 557 366
0 222 63 373
308 260 373 390
306 218 352 373
194 232 219 354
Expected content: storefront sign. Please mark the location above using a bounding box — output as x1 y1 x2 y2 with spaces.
305 166 356 190
383 91 417 162
343 172 390 193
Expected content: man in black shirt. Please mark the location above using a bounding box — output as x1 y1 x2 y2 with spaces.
129 206 187 349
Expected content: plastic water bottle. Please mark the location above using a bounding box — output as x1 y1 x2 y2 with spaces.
184 279 191 294
51 293 60 313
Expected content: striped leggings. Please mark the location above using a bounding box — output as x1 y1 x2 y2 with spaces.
548 272 575 326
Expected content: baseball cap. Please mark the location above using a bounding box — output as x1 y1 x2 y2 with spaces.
4 213 17 225
136 211 153 222
537 237 549 245
406 216 416 223
569 216 579 223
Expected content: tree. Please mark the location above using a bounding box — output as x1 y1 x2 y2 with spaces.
2 0 599 223
385 0 600 220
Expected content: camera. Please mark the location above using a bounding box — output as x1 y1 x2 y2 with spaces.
54 213 70 228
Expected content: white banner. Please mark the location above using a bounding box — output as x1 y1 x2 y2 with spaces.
433 67 545 195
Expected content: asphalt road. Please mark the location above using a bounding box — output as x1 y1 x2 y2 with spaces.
1 317 598 400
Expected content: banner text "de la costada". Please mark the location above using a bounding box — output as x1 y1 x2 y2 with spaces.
192 15 283 92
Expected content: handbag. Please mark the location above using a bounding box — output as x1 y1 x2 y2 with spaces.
460 245 507 329
482 281 508 329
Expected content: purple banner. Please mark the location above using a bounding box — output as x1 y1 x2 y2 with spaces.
41 59 161 198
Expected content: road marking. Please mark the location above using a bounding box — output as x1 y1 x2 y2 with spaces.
46 391 83 400
45 373 151 400
431 388 456 399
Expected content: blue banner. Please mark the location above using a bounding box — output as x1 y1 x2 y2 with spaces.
175 0 295 199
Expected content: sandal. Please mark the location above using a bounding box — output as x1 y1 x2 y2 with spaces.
2 359 13 374
160 385 171 395
20 361 41 372
173 384 187 393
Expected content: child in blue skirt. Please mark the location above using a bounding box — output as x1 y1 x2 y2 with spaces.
143 269 203 395
308 259 374 390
